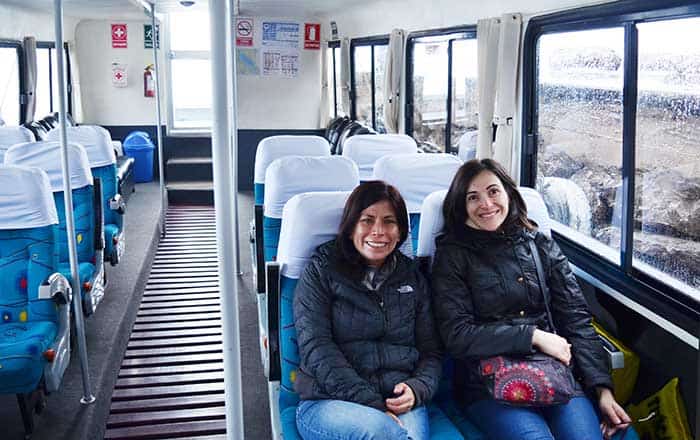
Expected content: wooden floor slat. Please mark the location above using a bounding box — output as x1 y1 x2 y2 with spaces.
107 207 228 439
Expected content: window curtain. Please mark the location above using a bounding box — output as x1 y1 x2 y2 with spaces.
22 37 37 123
319 43 331 128
383 28 405 134
67 41 84 123
339 37 351 116
476 19 500 159
493 13 523 177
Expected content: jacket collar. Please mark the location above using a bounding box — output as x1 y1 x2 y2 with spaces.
441 222 536 249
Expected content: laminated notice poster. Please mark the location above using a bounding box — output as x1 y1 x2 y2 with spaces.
261 21 300 48
262 49 299 78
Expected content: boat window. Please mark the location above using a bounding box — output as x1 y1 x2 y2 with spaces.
35 43 71 118
0 44 21 125
167 12 212 131
326 41 340 119
407 29 477 153
351 37 388 132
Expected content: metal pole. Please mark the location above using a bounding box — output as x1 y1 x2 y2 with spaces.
228 3 242 276
150 2 167 237
53 0 95 405
208 0 244 437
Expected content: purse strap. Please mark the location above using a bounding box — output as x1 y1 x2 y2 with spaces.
528 239 557 334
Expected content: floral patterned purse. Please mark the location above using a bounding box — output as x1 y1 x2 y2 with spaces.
478 240 576 406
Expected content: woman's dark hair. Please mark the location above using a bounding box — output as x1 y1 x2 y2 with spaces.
442 159 534 233
335 180 409 277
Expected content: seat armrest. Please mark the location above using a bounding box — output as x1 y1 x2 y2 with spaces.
255 205 265 293
38 273 72 305
598 334 625 370
266 261 281 382
93 177 105 251
110 193 126 214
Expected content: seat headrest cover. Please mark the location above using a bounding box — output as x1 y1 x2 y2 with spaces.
342 134 417 180
458 130 478 162
277 191 350 279
416 189 447 258
0 126 35 163
0 165 58 229
264 156 359 218
46 125 116 167
254 135 330 183
5 141 93 192
519 186 552 238
373 153 462 213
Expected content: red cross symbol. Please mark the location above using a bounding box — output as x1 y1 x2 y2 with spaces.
112 24 128 48
115 72 123 80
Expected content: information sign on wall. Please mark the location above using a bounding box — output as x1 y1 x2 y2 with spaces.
112 63 127 87
111 24 128 48
144 24 160 49
236 18 254 47
262 21 300 48
304 23 320 50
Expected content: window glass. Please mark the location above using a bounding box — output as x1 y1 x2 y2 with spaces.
170 12 210 51
536 28 625 263
0 47 20 125
353 45 372 127
451 38 478 150
51 49 62 112
412 37 449 151
374 45 387 133
36 48 52 118
171 58 212 129
334 47 342 117
634 17 700 296
326 47 335 118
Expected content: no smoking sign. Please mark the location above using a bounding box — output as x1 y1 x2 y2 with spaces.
236 18 254 47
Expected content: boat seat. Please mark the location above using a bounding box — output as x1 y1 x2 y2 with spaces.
116 155 135 202
0 126 35 163
266 191 464 440
0 165 71 438
342 134 418 182
5 141 105 316
373 153 461 255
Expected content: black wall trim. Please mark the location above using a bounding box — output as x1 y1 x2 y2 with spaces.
103 125 324 190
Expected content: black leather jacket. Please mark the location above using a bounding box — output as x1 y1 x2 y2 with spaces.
431 224 613 402
294 240 443 411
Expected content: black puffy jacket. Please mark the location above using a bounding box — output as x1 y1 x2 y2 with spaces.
293 240 443 411
431 224 613 403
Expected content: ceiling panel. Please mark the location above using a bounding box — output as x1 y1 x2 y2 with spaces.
155 0 374 17
2 0 147 19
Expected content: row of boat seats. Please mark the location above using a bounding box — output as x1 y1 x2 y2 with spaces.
324 116 377 155
0 166 72 436
457 130 477 162
373 153 462 254
342 134 418 181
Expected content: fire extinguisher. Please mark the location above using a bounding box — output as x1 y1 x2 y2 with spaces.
144 64 155 97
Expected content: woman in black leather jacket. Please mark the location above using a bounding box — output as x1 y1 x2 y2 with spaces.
294 181 442 440
431 159 630 439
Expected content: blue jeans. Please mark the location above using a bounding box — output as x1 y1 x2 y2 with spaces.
466 396 603 440
296 399 429 440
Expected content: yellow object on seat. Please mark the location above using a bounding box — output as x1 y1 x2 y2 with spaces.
627 378 692 440
592 321 640 404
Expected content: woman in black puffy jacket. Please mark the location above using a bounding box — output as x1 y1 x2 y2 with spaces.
294 181 442 440
431 159 630 440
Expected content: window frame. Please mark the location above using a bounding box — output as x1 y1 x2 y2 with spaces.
0 40 24 125
35 41 73 118
520 0 700 335
328 40 340 119
405 25 476 153
349 35 389 131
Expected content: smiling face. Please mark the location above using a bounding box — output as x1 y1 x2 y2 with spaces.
351 199 400 267
465 170 510 231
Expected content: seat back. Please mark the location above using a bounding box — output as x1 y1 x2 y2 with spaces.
275 191 350 413
0 165 59 325
4 141 96 265
457 130 477 162
342 134 417 181
519 186 552 237
253 135 330 205
373 153 462 255
0 126 35 163
263 156 359 263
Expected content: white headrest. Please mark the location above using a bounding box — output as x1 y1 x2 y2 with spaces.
342 134 417 180
46 125 116 167
519 186 552 238
0 126 35 163
373 153 462 213
416 189 447 259
457 130 477 162
0 165 58 229
264 156 359 218
254 135 330 184
277 191 350 279
5 141 93 192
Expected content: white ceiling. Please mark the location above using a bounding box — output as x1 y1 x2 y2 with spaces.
3 0 375 19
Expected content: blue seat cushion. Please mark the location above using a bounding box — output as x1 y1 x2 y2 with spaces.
254 183 265 205
280 406 302 440
410 213 420 257
105 223 120 258
263 216 282 262
0 321 57 394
